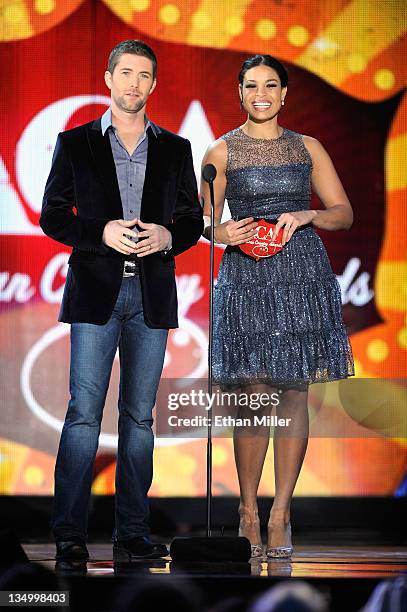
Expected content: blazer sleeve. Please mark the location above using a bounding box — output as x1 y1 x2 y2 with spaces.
161 139 203 259
40 133 110 255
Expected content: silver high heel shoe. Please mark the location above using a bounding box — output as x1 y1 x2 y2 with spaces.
266 545 293 559
266 520 293 560
250 544 264 558
238 507 264 559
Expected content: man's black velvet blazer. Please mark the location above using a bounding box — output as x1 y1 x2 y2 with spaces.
40 118 203 328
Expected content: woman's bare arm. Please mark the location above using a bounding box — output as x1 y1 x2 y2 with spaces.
200 139 257 245
201 139 227 235
303 135 353 231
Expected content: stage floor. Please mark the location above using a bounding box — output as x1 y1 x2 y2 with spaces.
4 543 403 611
26 543 407 579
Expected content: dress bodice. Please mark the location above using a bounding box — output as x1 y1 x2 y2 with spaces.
222 127 312 219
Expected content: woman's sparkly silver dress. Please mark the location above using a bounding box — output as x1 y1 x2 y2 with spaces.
212 127 354 388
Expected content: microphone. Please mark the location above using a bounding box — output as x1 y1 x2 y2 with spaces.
202 163 217 183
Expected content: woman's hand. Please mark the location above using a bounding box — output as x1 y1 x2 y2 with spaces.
272 210 317 245
214 217 258 246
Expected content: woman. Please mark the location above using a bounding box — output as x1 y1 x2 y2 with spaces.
201 55 354 559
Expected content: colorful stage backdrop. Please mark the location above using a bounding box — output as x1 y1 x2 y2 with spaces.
0 0 406 497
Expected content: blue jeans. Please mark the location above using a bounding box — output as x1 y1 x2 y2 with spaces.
51 275 168 541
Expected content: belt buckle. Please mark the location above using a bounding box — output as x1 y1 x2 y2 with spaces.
123 260 137 277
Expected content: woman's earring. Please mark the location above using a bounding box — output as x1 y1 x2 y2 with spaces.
240 97 244 111
281 99 285 106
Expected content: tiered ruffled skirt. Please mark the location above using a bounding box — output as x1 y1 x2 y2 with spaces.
212 226 354 388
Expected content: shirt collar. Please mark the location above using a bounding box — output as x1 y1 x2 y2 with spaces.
101 107 160 137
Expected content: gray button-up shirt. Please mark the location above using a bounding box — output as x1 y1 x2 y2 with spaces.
101 108 171 252
101 107 159 221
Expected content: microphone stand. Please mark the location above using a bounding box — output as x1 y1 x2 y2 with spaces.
206 174 215 537
169 165 251 563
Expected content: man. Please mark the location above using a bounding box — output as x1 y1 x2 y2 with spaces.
40 40 203 561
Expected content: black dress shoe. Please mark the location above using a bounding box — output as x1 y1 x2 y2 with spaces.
55 539 89 561
55 559 88 574
113 536 168 560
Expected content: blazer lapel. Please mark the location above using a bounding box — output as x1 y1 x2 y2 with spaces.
140 128 165 222
87 119 123 218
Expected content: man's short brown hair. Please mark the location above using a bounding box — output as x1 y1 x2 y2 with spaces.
108 40 157 79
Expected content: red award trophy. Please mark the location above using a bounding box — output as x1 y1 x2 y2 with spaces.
239 219 284 260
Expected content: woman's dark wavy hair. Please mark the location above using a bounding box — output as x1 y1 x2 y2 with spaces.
238 54 288 88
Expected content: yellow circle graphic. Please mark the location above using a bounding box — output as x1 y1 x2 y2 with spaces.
159 3 180 26
288 25 309 47
374 68 395 90
255 18 276 40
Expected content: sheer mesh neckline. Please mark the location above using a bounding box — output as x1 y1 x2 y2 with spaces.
238 127 286 142
223 126 310 173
